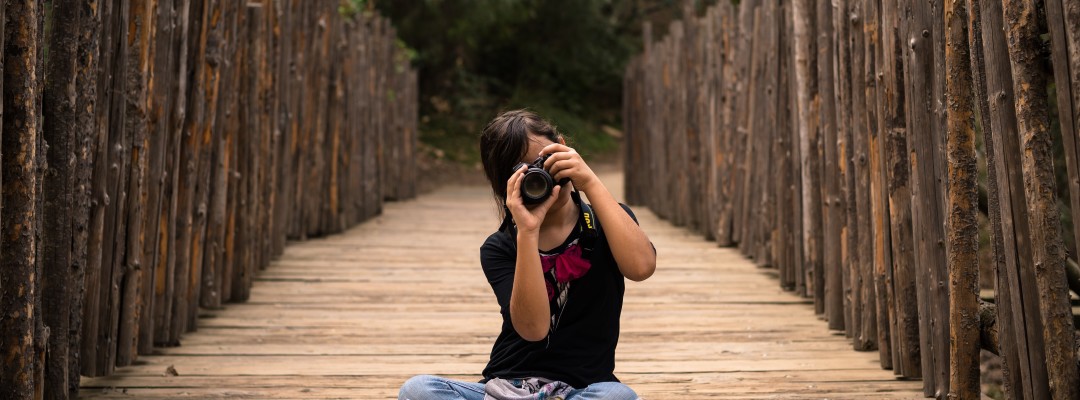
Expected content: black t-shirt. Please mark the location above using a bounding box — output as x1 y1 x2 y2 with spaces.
479 202 640 389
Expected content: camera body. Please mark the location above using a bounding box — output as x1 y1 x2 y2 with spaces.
513 154 570 204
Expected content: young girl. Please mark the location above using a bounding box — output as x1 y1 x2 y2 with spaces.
399 110 655 400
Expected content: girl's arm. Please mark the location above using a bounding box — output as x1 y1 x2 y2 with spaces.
504 165 562 341
510 230 551 341
542 145 656 281
579 180 656 281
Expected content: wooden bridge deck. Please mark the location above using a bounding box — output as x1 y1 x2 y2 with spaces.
80 169 923 399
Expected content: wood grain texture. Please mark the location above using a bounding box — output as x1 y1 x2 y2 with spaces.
80 169 923 399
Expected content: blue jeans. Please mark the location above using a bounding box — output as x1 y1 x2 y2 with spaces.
398 375 639 400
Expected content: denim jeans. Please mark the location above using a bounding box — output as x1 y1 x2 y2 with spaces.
398 375 639 400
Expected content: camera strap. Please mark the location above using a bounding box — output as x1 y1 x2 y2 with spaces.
571 190 600 260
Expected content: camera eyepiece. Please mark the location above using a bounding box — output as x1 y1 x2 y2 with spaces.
512 154 568 204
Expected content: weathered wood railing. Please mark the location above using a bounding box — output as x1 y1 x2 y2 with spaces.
623 0 1080 398
0 1 416 398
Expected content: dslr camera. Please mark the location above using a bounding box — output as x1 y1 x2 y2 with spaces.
513 154 570 205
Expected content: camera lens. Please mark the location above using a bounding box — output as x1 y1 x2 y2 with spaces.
522 172 551 200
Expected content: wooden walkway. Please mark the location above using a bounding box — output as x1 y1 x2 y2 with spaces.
80 169 923 399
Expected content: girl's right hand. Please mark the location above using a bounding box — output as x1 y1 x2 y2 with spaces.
505 164 562 234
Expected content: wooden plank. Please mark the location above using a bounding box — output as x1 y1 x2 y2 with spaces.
80 170 922 398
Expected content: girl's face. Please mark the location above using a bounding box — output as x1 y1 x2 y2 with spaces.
521 133 572 211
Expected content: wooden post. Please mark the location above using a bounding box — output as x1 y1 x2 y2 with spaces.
793 0 822 302
976 0 1051 396
116 0 156 368
817 0 843 329
834 0 854 340
964 0 1023 395
727 0 757 246
1047 0 1080 272
1000 0 1080 397
70 0 101 392
847 0 877 351
864 0 894 369
902 0 949 394
882 0 920 381
42 0 81 396
943 0 981 397
2 0 43 396
777 0 797 289
856 0 878 353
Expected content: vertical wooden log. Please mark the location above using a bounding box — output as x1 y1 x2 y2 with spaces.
978 0 1051 396
714 3 737 246
1000 0 1080 397
200 0 238 310
89 0 127 376
793 0 822 302
173 0 210 340
903 0 949 394
187 0 227 330
739 8 756 256
699 8 715 240
964 0 1023 395
668 20 686 228
42 0 81 396
224 9 243 301
141 0 177 354
864 0 894 369
306 2 330 235
817 0 843 328
847 0 877 351
930 0 953 392
751 0 779 267
70 0 100 391
1 0 42 395
834 0 855 340
1046 0 1080 298
81 0 109 375
233 0 266 302
726 0 757 246
117 0 156 367
681 0 701 234
943 0 981 397
881 0 920 380
155 0 191 347
777 0 797 290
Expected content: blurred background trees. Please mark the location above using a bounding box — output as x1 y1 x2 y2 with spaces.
374 0 724 164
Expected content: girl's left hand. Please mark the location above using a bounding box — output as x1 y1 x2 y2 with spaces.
539 144 600 193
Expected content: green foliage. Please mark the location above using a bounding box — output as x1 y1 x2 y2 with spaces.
339 0 368 20
376 0 662 165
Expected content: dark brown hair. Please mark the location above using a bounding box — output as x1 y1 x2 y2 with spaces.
479 109 562 218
